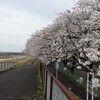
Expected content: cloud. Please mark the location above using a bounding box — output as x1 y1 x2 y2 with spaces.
0 0 75 19
0 3 51 51
0 43 24 52
0 0 75 52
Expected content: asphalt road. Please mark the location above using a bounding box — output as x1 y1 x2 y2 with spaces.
0 62 38 100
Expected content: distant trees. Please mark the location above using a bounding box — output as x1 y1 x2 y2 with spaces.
24 0 100 73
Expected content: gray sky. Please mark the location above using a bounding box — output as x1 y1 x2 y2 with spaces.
0 0 75 52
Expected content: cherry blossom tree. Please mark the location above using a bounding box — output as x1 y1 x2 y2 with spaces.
24 0 100 74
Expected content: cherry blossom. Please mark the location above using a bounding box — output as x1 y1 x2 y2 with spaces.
24 0 100 74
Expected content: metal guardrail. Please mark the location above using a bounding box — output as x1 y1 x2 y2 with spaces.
59 66 87 88
40 63 78 100
0 62 15 72
0 56 27 72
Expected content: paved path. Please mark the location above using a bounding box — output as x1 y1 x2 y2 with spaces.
0 62 38 100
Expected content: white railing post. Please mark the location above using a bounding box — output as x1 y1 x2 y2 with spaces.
91 74 94 100
86 72 89 100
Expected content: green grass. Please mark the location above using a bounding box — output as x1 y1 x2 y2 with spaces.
60 68 86 91
14 56 33 68
0 54 20 59
32 57 44 100
32 57 41 65
95 93 100 100
33 63 44 100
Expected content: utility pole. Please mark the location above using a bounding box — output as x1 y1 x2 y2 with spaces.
55 58 61 79
55 61 59 79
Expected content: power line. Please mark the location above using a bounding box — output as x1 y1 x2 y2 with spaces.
0 19 43 28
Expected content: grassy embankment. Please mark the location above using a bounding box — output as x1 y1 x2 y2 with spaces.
0 54 18 59
14 55 33 67
0 53 33 66
33 58 44 100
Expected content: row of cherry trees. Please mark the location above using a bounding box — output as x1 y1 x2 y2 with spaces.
24 0 100 73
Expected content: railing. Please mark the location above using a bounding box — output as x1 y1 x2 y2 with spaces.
0 55 27 72
0 61 15 72
40 63 78 100
59 65 87 89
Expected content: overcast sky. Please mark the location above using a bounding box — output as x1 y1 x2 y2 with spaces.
0 0 75 52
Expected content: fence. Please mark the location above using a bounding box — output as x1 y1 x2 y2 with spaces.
40 63 78 100
59 65 87 89
58 62 100 99
0 62 15 72
88 76 100 98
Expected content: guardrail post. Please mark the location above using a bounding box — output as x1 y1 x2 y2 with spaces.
0 62 15 72
9 62 11 69
1 62 2 71
8 62 10 69
3 62 4 71
5 62 7 70
45 70 47 100
4 62 6 70
40 63 77 100
86 72 89 100
7 62 8 70
50 77 53 100
0 63 1 72
2 62 4 71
